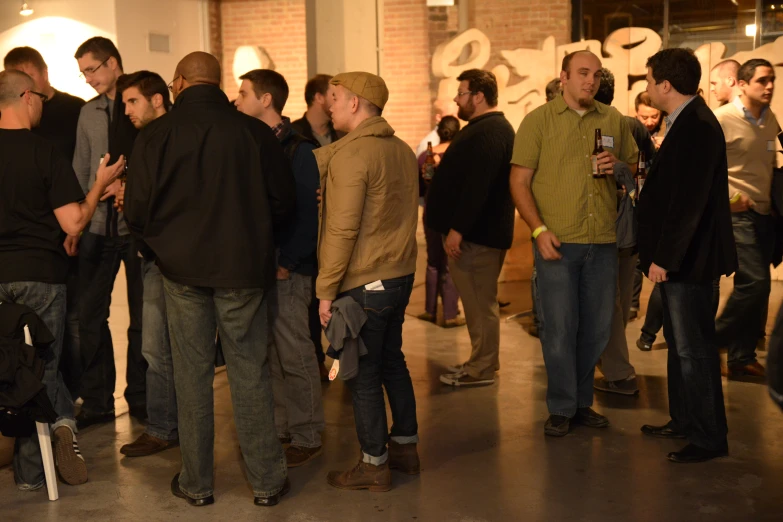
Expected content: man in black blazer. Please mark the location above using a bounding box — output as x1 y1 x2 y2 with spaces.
636 48 737 463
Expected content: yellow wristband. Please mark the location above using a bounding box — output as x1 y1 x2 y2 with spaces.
730 192 741 204
532 225 548 239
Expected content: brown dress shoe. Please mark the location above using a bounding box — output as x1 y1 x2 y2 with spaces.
327 460 391 492
728 361 766 378
120 433 179 457
388 440 420 475
286 445 323 467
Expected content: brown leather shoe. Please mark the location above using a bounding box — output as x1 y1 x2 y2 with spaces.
286 445 323 467
53 426 87 485
728 361 766 378
388 441 420 475
327 459 391 492
120 433 179 457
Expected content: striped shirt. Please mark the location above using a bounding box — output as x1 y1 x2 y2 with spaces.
511 94 638 244
663 95 697 137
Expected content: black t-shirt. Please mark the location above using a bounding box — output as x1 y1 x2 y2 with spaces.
33 89 85 165
0 129 85 284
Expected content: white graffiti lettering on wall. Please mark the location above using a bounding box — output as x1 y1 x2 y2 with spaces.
433 27 783 131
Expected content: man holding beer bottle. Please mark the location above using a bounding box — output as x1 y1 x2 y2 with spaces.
509 50 638 437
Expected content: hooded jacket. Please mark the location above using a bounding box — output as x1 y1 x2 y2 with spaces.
314 116 418 300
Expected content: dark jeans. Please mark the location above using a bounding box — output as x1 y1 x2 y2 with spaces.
0 281 76 488
341 274 418 462
631 258 643 310
141 260 177 440
535 243 618 417
661 281 728 452
78 231 146 414
641 279 721 345
423 223 459 320
60 256 80 398
309 273 325 364
715 210 775 366
163 278 286 499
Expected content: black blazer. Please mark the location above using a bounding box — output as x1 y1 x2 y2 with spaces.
637 96 737 283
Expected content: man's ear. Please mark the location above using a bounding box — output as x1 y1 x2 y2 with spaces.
151 93 163 110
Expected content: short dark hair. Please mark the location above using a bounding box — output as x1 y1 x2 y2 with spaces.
4 46 47 72
436 115 460 143
118 71 171 111
645 48 701 96
594 67 615 105
75 37 123 71
239 69 289 114
634 91 654 111
456 69 498 107
738 58 774 84
545 78 561 101
304 74 332 107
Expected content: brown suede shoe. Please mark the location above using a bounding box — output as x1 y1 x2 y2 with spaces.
327 460 391 492
53 426 87 485
120 433 179 457
388 441 420 475
286 445 323 468
728 361 766 378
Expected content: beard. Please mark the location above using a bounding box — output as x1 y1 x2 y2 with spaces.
457 98 475 121
577 96 594 108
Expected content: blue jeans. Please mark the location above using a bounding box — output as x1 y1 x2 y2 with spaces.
661 282 728 452
341 274 418 463
715 210 775 366
163 277 286 499
141 260 177 440
0 281 76 488
78 231 146 414
534 243 618 417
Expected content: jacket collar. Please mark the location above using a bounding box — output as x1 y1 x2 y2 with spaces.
552 93 607 116
647 96 706 178
312 116 392 176
93 93 110 111
172 84 229 109
466 111 506 126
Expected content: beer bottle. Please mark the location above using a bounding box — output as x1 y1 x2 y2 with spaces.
636 150 646 194
591 129 605 178
423 141 436 181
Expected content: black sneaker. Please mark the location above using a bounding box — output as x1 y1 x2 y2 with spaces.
636 337 652 351
573 407 610 428
544 415 570 437
75 409 115 430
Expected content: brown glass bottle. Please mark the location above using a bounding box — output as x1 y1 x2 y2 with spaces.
591 129 605 179
423 141 436 181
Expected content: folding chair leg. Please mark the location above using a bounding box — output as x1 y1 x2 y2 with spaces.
36 422 59 501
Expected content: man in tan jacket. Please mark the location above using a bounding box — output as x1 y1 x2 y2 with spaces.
315 72 419 492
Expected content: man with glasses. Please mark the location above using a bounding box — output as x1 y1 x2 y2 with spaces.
425 69 516 388
4 47 87 401
0 69 124 490
72 37 146 429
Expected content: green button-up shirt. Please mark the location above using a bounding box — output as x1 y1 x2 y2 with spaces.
511 94 638 244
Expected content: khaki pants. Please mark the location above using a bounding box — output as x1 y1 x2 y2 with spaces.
599 251 637 381
447 239 506 380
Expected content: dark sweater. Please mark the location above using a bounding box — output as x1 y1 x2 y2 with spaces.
424 111 516 250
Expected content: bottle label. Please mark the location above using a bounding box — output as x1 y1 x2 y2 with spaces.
591 155 599 175
638 161 645 169
637 178 645 194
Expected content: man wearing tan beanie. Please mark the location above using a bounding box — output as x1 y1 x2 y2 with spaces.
315 72 420 491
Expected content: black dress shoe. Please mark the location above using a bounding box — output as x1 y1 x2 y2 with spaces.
171 473 215 507
75 409 115 430
254 478 290 507
667 444 728 463
641 423 686 439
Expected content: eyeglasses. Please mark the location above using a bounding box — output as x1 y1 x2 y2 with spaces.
79 58 109 79
168 75 184 92
19 90 48 103
456 91 475 97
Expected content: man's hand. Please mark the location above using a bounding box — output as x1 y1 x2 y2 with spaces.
276 266 290 280
652 135 664 149
535 230 562 260
114 182 126 211
63 235 80 256
648 262 668 283
730 193 755 213
100 179 123 202
316 187 322 204
95 154 125 192
595 151 618 175
445 229 463 260
319 299 333 328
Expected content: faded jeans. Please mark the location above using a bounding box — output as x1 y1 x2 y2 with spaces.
0 281 76 489
163 278 286 499
269 272 325 448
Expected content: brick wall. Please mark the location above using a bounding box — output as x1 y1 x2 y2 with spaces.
219 0 309 120
208 0 223 67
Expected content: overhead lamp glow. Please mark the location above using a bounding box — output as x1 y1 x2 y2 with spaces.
19 2 33 16
746 24 757 37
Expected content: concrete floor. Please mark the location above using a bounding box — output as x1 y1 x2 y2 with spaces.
2 272 783 520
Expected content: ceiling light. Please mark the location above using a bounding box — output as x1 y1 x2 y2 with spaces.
746 24 756 37
19 2 33 16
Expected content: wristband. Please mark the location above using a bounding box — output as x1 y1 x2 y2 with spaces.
729 192 741 204
532 225 548 239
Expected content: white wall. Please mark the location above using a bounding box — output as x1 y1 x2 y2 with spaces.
0 0 207 100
